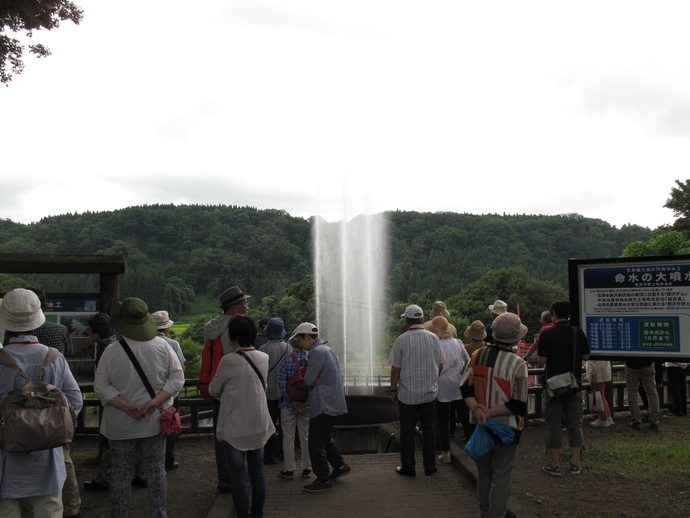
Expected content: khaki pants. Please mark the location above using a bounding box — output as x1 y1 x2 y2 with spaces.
625 364 660 424
0 494 62 518
281 408 311 472
62 444 81 516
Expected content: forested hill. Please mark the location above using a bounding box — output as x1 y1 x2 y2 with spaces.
0 205 650 314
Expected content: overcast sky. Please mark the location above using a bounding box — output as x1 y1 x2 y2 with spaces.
1 0 688 229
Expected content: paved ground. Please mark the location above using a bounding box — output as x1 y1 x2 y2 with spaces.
258 452 480 518
75 433 537 518
207 443 537 518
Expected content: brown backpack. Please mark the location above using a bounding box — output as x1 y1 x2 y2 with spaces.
0 347 76 453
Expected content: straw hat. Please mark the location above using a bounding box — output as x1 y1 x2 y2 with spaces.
465 320 487 341
423 316 457 339
429 301 450 319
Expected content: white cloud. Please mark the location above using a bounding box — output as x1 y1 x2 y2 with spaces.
1 0 688 230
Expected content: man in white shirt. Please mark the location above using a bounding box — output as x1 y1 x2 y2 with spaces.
389 305 444 477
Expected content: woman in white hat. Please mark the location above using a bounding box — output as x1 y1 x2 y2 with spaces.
0 289 83 518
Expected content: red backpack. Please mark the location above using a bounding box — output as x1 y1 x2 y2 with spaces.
198 335 224 399
286 354 309 402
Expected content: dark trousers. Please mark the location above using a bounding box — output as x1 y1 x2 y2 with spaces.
308 413 345 483
165 396 179 467
437 399 473 449
667 366 688 415
212 398 231 489
398 400 437 472
264 399 281 462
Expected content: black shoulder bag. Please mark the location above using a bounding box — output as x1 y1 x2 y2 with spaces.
236 349 267 390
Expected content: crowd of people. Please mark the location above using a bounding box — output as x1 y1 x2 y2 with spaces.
0 286 686 518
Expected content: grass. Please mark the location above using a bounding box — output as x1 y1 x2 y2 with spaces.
584 415 690 481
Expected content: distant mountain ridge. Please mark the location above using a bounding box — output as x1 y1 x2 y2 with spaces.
0 205 651 313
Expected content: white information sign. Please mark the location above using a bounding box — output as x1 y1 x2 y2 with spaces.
571 256 690 359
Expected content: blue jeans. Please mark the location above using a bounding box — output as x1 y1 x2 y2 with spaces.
220 442 266 518
398 400 437 472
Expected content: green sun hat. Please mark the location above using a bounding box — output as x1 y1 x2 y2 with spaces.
110 297 157 341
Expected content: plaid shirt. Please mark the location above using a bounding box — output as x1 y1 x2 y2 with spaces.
33 321 73 356
278 349 308 412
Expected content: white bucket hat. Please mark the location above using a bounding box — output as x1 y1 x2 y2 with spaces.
0 288 46 332
488 300 508 315
151 310 174 329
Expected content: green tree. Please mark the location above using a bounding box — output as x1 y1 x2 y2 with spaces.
664 179 690 236
622 230 690 257
0 273 27 291
1 0 84 84
664 179 690 220
449 267 567 339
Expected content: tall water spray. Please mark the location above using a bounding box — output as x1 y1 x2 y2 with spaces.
313 213 389 391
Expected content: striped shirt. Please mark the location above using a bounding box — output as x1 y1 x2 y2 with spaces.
461 344 528 432
388 325 445 405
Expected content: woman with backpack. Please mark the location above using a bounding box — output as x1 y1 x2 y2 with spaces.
0 288 83 518
277 330 312 480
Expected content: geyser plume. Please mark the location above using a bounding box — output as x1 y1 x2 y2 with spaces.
313 213 389 390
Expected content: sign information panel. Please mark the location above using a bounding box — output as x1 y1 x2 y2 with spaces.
570 256 690 359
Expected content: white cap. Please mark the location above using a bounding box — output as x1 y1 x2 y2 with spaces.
401 305 424 319
289 322 319 340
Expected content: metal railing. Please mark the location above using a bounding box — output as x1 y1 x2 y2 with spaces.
76 366 682 434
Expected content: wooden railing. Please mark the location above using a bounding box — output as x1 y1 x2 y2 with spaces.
76 367 682 434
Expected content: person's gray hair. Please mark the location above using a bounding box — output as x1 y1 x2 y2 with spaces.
541 311 552 324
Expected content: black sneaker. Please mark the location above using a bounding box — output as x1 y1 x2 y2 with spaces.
542 464 561 477
83 480 109 491
329 463 351 481
279 470 294 480
650 423 660 432
570 464 582 476
302 469 313 478
632 421 641 431
131 477 148 489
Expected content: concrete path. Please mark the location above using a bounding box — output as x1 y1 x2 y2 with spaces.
206 441 539 518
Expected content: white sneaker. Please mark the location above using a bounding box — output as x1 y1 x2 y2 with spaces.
605 418 614 426
590 419 610 427
438 451 452 464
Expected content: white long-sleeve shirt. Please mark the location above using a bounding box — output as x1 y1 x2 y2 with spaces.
95 336 184 440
